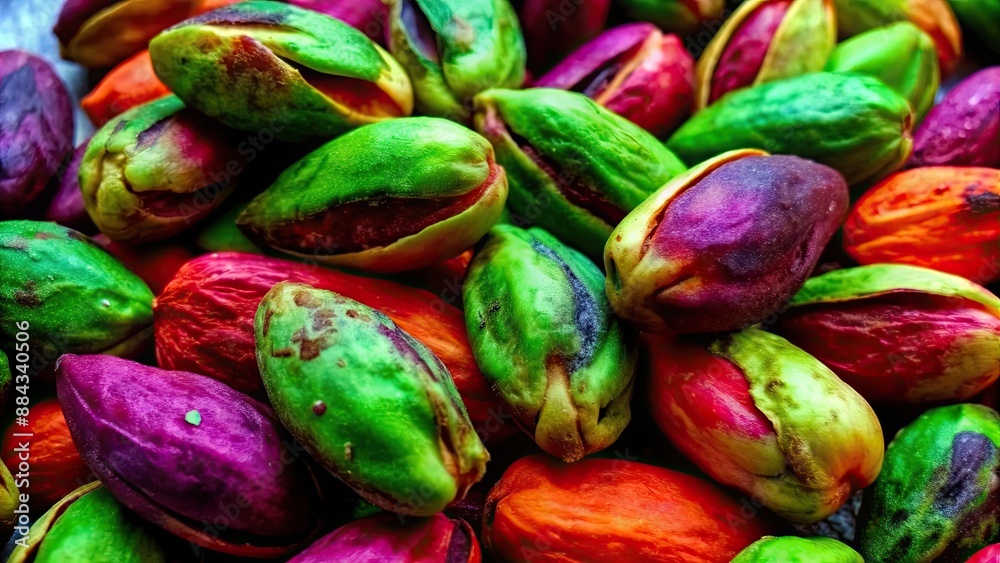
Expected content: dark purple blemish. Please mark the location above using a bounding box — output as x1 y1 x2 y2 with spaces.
14 280 41 308
445 520 472 563
135 119 169 150
399 0 440 63
180 4 290 28
530 239 602 374
965 189 1000 214
312 308 336 331
0 65 40 134
931 431 998 517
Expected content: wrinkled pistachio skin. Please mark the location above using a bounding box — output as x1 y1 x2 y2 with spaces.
0 221 154 360
255 282 488 516
826 22 939 121
150 1 413 142
605 151 848 334
9 485 166 563
80 95 240 243
0 51 74 217
908 67 1000 168
388 0 525 120
617 0 726 35
0 460 15 544
667 72 914 185
464 226 635 462
238 117 507 273
649 329 885 524
474 88 686 258
858 404 1000 562
289 513 480 563
732 536 863 562
696 0 836 109
950 0 1000 53
56 354 321 557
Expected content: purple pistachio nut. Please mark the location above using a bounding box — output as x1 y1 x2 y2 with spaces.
54 354 323 557
286 0 389 44
288 513 480 562
605 150 850 334
536 23 695 138
79 95 241 243
908 66 1000 168
519 0 611 72
45 139 97 233
0 50 74 217
695 0 836 109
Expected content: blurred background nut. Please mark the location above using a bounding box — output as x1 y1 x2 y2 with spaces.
518 0 610 73
616 0 726 36
79 50 170 126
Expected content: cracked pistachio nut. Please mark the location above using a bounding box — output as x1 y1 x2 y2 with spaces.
464 225 636 462
56 354 323 557
535 23 695 138
772 264 1000 404
80 95 241 243
387 0 525 120
605 150 848 334
0 221 154 362
150 0 413 142
474 87 686 258
238 117 507 273
254 282 489 516
826 22 939 121
7 483 165 563
667 72 914 185
647 329 885 523
695 0 836 109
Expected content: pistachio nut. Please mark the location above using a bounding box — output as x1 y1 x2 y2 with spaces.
772 264 1000 404
80 50 171 126
695 0 836 109
149 0 413 141
732 536 863 562
254 282 489 516
519 0 610 71
387 0 525 120
238 117 507 273
616 0 726 35
464 225 636 462
474 87 686 258
605 150 848 334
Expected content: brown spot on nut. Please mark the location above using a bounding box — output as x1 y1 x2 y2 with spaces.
293 289 323 309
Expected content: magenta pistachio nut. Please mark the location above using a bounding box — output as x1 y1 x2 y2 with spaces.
289 513 480 562
605 150 849 334
519 0 611 72
908 66 1000 168
536 23 695 138
55 354 322 557
0 50 74 217
286 0 389 42
80 96 241 243
45 139 97 233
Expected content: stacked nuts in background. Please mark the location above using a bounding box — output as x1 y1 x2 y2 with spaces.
0 0 998 560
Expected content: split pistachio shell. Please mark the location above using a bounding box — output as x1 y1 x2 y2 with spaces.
150 0 413 142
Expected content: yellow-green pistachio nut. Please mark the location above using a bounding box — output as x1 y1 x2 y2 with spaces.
463 225 636 463
825 22 939 121
695 0 836 110
0 460 16 545
387 0 525 121
7 483 166 563
237 117 507 273
667 72 914 185
732 536 863 562
79 95 241 243
473 88 687 258
0 221 154 361
254 282 489 516
149 0 413 142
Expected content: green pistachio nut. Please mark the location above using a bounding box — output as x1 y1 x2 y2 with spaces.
238 117 507 273
473 88 686 258
388 0 525 120
858 404 1000 562
0 461 16 544
463 225 636 462
7 482 166 563
826 22 939 121
667 72 914 185
732 536 863 562
254 282 489 516
0 351 10 410
79 95 241 243
195 202 264 254
0 221 154 361
149 0 414 142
